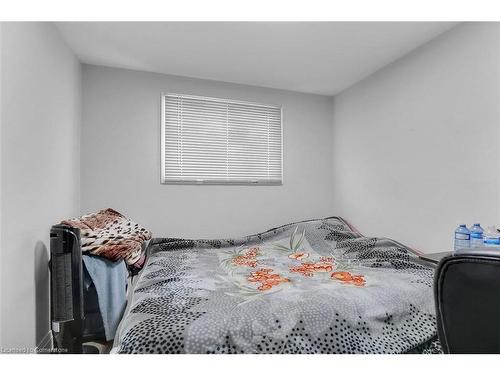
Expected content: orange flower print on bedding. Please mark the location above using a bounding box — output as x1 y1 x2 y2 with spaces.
288 252 309 261
289 262 334 277
331 271 366 286
233 247 260 268
247 268 290 291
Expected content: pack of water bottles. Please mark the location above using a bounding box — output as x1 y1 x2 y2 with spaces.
454 223 500 252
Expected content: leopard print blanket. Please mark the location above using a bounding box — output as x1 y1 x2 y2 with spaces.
62 208 152 267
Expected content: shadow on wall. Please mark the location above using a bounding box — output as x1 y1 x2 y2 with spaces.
34 240 50 347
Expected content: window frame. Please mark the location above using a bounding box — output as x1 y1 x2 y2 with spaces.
160 92 283 186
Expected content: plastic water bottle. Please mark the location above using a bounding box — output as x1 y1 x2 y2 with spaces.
483 226 500 247
454 224 470 252
470 223 484 248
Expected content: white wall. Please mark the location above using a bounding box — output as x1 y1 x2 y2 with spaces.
332 23 500 253
81 65 334 239
0 22 81 349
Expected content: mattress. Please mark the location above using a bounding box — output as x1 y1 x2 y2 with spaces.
112 217 441 354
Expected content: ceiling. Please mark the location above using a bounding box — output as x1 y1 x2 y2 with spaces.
56 22 457 96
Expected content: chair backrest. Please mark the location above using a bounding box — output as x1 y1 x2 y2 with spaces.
434 249 500 353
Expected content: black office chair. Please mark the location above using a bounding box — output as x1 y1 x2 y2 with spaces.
434 249 500 353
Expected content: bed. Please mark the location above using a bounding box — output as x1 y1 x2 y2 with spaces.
112 216 441 354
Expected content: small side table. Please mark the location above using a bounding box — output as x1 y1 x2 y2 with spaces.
419 251 452 264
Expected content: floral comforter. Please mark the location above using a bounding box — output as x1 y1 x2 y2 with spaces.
113 217 440 354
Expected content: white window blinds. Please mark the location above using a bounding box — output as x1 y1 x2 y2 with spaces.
161 93 282 185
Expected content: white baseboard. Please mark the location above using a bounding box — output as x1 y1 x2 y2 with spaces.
36 331 53 353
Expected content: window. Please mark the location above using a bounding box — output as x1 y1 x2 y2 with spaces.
161 93 282 185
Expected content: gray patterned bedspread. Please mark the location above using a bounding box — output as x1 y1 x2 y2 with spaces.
113 217 441 354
